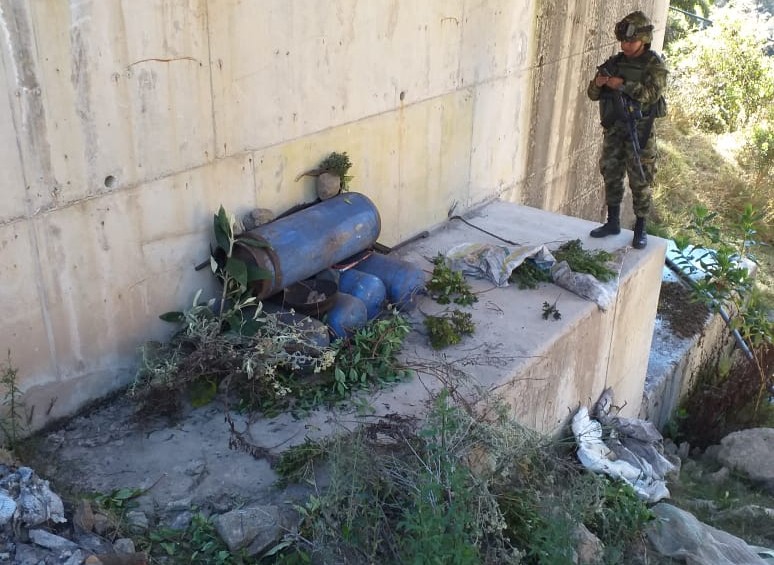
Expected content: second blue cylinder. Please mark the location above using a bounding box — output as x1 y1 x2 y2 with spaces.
356 253 426 310
337 269 387 320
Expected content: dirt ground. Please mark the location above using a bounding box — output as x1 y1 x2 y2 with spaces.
19 395 312 522
657 281 710 339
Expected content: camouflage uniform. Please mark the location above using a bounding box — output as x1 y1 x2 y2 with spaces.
588 51 667 216
587 11 668 248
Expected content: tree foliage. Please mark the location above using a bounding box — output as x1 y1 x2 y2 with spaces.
667 6 774 133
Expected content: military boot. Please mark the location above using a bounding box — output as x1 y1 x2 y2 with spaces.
590 205 621 238
633 216 647 249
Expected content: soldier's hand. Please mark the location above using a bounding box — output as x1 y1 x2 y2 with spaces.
595 74 608 87
606 77 624 90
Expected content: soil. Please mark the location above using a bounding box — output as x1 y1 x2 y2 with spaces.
657 281 710 339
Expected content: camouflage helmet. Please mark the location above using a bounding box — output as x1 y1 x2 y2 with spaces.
614 11 653 44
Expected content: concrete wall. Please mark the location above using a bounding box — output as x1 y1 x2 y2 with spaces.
0 0 667 430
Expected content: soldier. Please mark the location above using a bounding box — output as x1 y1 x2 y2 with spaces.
587 11 668 249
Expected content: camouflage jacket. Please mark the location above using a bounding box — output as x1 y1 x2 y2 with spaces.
587 49 668 128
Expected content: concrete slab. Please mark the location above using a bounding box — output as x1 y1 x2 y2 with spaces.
249 199 666 440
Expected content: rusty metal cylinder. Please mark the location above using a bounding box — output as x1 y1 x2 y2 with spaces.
234 193 381 299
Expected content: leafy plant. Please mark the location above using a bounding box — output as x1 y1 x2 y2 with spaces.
318 151 353 191
330 310 411 397
553 240 616 282
738 120 774 190
144 512 245 565
510 260 552 289
541 301 561 321
424 309 475 349
670 205 773 444
0 351 26 450
585 480 654 546
427 255 479 306
274 438 330 485
93 486 145 514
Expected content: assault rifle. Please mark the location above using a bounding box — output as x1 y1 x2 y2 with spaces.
597 64 647 181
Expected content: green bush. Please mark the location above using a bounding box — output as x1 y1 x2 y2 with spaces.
667 8 774 133
739 120 774 188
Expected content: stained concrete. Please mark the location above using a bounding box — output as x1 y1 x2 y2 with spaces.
25 200 666 514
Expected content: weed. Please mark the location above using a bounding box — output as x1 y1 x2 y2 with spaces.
427 254 479 306
329 310 412 397
424 309 475 349
541 301 561 321
671 204 773 420
143 512 250 564
0 351 26 450
274 439 329 485
318 151 353 191
553 240 616 282
510 259 552 289
93 486 145 514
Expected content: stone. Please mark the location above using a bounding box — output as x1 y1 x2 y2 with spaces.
113 538 136 554
213 504 281 555
28 528 78 551
707 466 730 485
124 510 149 533
74 531 113 555
242 208 275 230
573 523 604 564
73 498 95 532
717 427 774 494
316 172 341 200
93 512 116 535
646 503 767 564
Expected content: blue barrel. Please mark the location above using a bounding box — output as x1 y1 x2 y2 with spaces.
326 293 368 339
355 253 426 310
337 269 387 320
234 193 381 299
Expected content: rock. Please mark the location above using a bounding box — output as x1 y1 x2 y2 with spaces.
0 490 16 525
124 510 149 534
166 509 194 531
213 504 281 555
74 531 114 554
3 468 66 526
74 498 95 532
573 523 604 564
707 466 730 485
29 528 78 551
13 543 46 565
85 553 148 565
717 428 774 494
646 503 768 564
677 441 690 460
62 549 88 565
113 538 136 554
242 208 275 230
316 172 341 200
93 512 116 535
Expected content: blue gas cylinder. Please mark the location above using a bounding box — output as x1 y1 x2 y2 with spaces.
234 193 381 299
355 253 426 310
337 269 387 320
326 293 368 339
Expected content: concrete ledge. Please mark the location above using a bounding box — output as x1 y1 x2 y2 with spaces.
248 200 667 445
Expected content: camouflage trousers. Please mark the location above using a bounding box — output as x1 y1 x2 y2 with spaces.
599 120 658 217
